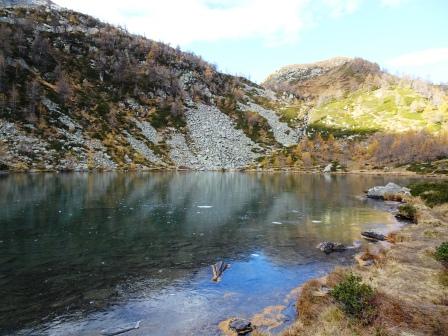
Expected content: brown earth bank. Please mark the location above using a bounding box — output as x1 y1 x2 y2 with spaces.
220 183 448 336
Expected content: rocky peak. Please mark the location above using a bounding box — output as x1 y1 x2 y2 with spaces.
263 57 381 100
265 57 352 84
0 0 59 9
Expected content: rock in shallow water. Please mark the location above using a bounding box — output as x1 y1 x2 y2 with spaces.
316 241 346 254
229 319 253 335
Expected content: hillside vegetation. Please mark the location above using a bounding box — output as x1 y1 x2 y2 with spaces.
0 4 298 171
309 85 448 134
257 58 448 173
0 3 446 172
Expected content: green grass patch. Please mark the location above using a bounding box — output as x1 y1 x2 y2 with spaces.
435 242 448 266
396 204 417 222
406 161 448 175
408 180 448 207
308 86 443 134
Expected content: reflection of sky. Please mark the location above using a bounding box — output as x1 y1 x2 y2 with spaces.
0 172 422 335
30 254 332 336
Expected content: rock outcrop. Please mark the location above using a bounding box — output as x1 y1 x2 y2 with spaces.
239 102 300 147
366 183 411 200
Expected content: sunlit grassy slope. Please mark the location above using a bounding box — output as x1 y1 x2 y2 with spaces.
308 86 448 134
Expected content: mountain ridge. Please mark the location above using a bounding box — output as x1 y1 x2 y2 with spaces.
0 5 446 173
263 57 383 101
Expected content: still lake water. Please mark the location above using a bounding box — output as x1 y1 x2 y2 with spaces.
0 172 417 335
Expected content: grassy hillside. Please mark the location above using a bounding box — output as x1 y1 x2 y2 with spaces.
309 86 448 135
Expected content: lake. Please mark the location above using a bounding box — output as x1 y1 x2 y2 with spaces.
0 172 417 335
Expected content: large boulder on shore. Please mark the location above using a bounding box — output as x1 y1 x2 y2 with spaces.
366 182 410 200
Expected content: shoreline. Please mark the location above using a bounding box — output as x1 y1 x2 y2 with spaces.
220 184 448 336
278 193 448 335
0 168 446 179
219 191 412 336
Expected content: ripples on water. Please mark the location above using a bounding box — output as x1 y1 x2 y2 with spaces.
0 172 417 335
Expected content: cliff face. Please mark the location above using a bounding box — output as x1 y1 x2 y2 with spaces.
0 5 301 171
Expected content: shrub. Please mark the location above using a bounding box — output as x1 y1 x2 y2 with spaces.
396 204 417 222
434 242 448 266
408 181 448 207
330 273 376 323
96 101 110 116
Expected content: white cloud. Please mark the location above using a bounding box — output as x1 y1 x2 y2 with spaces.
53 0 373 47
54 0 313 46
387 48 448 67
323 0 361 17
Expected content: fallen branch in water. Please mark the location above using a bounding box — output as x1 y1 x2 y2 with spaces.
212 261 229 282
100 321 141 336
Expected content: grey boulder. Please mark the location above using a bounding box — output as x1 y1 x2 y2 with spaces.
366 182 410 200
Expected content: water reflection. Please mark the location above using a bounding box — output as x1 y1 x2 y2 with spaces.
0 172 417 335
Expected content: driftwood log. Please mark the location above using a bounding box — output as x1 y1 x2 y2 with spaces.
100 321 141 336
211 261 229 282
361 231 386 242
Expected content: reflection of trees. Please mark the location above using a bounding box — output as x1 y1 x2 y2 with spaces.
0 173 415 332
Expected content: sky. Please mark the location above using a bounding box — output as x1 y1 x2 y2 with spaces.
53 0 448 84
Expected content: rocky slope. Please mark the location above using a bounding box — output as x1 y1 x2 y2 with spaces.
0 4 446 172
0 4 301 171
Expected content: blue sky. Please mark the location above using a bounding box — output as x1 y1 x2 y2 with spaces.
55 0 448 84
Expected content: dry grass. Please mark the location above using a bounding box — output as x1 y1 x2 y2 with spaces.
296 279 331 325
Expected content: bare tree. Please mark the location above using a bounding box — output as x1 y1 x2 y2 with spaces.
56 74 72 103
26 79 41 116
9 85 19 113
0 93 6 114
31 33 51 68
0 53 5 76
170 97 184 118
